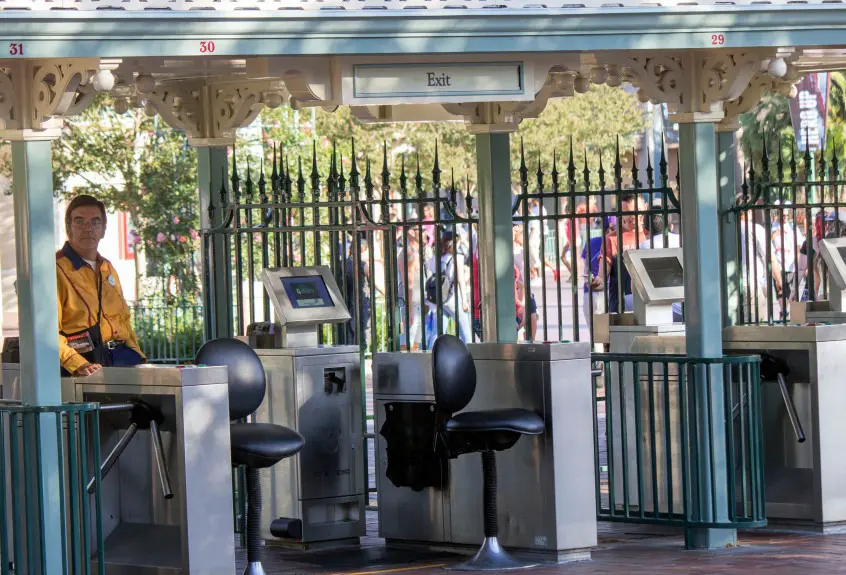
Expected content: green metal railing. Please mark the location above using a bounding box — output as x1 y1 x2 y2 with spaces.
129 301 204 364
0 402 105 575
592 354 765 530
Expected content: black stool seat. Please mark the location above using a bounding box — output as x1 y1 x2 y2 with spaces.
446 409 544 435
230 422 305 468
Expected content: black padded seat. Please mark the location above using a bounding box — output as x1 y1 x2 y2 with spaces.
195 338 306 575
446 409 544 435
230 422 305 468
432 335 545 571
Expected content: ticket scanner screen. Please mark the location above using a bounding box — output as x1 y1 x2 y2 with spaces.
281 275 334 309
641 257 684 289
261 266 351 329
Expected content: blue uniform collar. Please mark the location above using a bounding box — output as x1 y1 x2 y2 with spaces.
61 242 100 271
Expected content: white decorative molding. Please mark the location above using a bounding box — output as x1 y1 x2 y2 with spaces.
2 0 844 10
0 59 103 140
719 71 798 131
144 84 203 137
595 50 775 121
144 80 284 146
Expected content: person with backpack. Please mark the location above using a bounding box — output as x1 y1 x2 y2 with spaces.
424 229 471 347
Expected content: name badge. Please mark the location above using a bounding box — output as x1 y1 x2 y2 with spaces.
108 275 116 287
66 331 95 354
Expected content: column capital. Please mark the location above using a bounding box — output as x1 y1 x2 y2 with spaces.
141 80 286 147
0 59 116 142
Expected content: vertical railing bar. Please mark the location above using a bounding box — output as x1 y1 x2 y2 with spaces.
724 364 738 522
592 362 602 516
678 363 691 525
56 412 69 575
0 411 9 575
663 358 674 519
619 359 631 517
606 360 616 516
24 413 38 572
633 361 644 519
706 365 718 524
68 409 82 575
647 361 659 519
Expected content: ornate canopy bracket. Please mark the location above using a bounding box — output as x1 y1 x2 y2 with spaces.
596 49 780 124
143 80 287 147
718 56 803 132
0 58 110 141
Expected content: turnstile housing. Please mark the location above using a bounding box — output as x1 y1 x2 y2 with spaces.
66 366 235 574
724 324 846 532
373 343 596 563
254 345 366 546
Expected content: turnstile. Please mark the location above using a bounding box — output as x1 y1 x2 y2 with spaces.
253 345 365 547
373 342 596 563
724 324 846 532
67 366 236 574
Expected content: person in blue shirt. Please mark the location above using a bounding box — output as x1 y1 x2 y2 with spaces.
581 222 606 330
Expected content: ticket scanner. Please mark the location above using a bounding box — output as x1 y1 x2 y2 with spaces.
250 266 365 548
791 238 846 324
596 248 687 515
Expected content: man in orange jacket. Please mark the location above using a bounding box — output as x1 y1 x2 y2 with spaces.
56 195 146 376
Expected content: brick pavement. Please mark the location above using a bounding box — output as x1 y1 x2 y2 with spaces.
237 513 846 575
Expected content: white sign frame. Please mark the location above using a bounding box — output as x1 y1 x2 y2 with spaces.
341 59 533 105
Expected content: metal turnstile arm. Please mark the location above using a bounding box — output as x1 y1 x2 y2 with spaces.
149 419 173 499
87 400 175 499
776 373 806 444
87 422 138 493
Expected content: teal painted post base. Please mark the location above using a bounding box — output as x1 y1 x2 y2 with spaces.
678 122 737 549
475 133 517 343
197 145 233 340
11 139 64 573
718 130 740 328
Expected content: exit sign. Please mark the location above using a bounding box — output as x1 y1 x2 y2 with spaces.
347 62 528 105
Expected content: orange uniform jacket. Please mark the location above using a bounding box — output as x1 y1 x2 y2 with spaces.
56 243 145 374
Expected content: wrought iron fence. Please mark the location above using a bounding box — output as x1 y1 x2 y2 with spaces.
0 402 105 575
203 137 681 350
512 139 680 344
593 353 765 530
129 300 204 364
724 134 846 325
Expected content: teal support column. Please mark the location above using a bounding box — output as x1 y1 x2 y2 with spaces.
475 133 517 343
197 146 233 339
678 122 736 549
718 129 740 327
11 139 63 574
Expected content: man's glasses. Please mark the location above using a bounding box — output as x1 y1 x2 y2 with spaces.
72 218 104 230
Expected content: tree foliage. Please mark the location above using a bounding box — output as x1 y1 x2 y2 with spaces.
513 85 647 185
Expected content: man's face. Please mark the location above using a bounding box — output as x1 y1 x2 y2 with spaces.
68 206 106 253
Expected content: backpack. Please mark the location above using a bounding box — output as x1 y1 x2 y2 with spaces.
425 256 454 305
